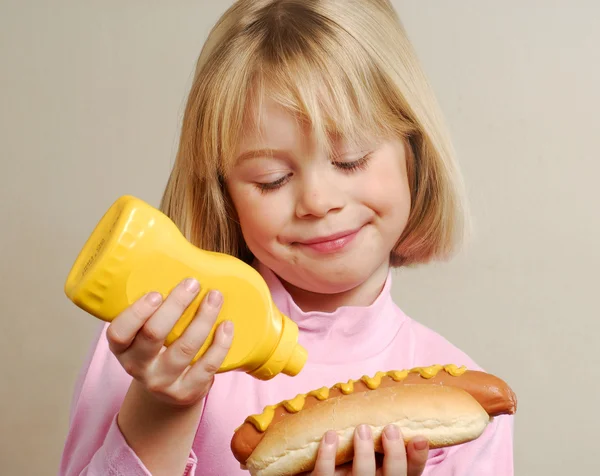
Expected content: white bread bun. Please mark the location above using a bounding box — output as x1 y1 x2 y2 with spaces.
245 384 491 476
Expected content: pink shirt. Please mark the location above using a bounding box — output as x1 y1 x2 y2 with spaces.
59 263 514 475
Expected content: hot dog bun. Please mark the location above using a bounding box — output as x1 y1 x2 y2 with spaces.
245 384 490 476
232 364 517 476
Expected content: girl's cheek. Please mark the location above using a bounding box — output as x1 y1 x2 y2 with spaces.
237 189 290 236
355 168 410 221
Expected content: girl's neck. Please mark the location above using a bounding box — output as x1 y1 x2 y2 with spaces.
279 261 391 313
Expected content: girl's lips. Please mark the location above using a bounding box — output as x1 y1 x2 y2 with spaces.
295 227 363 253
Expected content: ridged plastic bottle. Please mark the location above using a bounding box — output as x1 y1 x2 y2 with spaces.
64 195 307 380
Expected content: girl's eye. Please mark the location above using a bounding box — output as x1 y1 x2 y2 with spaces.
333 153 372 172
255 174 291 193
253 153 372 193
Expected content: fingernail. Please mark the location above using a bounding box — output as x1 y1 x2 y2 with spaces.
414 439 428 451
208 290 223 306
223 320 234 337
384 425 399 440
184 278 199 293
358 424 371 440
324 430 337 445
146 292 162 306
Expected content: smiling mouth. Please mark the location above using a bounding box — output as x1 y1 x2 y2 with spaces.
295 228 363 245
290 226 364 253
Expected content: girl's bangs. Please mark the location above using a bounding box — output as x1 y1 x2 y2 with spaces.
253 54 401 153
218 49 413 174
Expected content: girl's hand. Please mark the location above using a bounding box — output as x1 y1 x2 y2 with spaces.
304 425 429 476
106 277 233 408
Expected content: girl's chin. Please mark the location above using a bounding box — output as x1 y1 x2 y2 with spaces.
261 251 390 294
281 268 376 295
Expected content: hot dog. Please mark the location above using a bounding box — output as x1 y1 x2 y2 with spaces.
231 364 517 476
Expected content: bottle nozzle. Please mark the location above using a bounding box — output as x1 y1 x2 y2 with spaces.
282 344 308 376
249 313 308 380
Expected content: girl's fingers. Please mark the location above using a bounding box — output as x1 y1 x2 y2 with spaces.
352 425 376 476
124 279 200 366
309 431 339 475
183 319 234 390
128 278 201 363
406 437 429 476
106 291 163 356
158 289 224 376
381 425 407 475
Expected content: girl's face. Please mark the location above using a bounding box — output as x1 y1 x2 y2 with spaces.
226 98 411 300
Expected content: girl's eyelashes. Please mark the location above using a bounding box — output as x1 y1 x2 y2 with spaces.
256 174 291 193
333 152 373 172
254 153 373 193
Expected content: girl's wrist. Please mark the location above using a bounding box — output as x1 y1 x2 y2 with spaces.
127 378 206 413
118 379 205 449
117 379 206 475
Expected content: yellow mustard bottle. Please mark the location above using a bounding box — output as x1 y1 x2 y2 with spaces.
64 195 308 380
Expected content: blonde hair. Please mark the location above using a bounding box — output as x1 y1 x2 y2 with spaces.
160 0 470 267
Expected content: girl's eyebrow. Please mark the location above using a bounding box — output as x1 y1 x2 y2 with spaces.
234 148 288 165
234 143 375 165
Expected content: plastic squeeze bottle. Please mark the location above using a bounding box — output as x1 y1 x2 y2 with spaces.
64 195 307 380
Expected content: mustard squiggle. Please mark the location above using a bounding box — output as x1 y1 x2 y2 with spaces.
244 364 468 431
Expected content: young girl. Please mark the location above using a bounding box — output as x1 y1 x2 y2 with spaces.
60 1 514 475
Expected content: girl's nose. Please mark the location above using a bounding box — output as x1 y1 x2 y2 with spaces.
294 173 345 218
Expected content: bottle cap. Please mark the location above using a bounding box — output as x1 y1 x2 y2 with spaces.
249 313 308 380
282 344 308 376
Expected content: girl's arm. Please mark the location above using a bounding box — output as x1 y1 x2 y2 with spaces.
60 280 232 476
117 380 205 476
59 323 197 476
59 323 204 476
422 415 515 476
